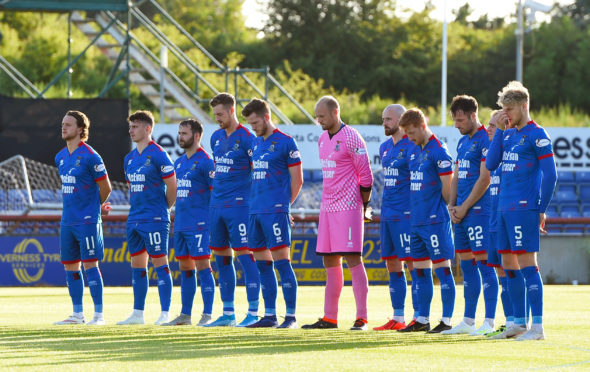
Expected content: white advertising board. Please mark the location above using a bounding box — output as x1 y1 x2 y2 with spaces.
151 124 590 172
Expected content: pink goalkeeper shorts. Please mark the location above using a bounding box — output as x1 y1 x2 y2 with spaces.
316 209 364 255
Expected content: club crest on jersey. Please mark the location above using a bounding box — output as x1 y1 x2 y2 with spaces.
335 141 341 152
518 135 526 145
469 142 477 152
233 140 240 151
397 149 404 159
191 161 197 170
75 157 81 167
144 156 151 166
269 141 277 152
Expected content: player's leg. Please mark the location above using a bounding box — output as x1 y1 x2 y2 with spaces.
450 221 480 333
54 225 85 325
228 207 260 326
407 260 419 324
302 210 339 329
374 219 407 331
515 211 544 341
470 217 498 335
163 231 194 326
248 214 279 328
335 209 368 331
205 207 237 327
399 230 432 332
428 222 456 334
272 243 298 329
80 222 105 325
146 222 173 325
192 230 214 326
481 231 509 337
117 224 148 325
490 211 527 338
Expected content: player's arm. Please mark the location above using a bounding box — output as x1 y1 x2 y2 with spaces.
454 162 490 221
97 176 112 215
486 129 504 171
288 163 303 204
440 173 453 205
448 167 460 223
163 174 177 209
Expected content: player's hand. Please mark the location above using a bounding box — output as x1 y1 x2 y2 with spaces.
497 112 510 131
101 201 112 216
539 212 547 234
363 204 373 223
449 206 461 224
289 213 295 227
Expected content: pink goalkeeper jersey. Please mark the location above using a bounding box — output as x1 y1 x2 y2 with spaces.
318 124 374 212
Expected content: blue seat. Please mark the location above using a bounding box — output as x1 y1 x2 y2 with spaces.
32 189 58 203
109 189 128 205
7 189 28 211
579 185 590 202
582 205 590 217
557 171 575 184
0 190 8 210
555 189 578 203
560 207 581 218
577 171 590 184
564 225 584 234
545 205 559 218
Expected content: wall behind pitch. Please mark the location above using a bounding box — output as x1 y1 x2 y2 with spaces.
0 96 130 182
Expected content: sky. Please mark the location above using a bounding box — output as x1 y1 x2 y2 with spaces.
242 0 576 29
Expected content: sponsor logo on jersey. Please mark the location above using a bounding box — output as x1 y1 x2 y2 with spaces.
161 165 174 173
289 150 300 159
437 160 451 168
247 149 253 157
209 170 215 178
355 147 367 155
59 159 64 166
482 148 488 157
94 163 106 172
536 138 550 147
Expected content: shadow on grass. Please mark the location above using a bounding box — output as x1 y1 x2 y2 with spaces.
0 325 486 367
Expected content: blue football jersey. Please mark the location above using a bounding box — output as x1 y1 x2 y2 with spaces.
55 142 107 226
455 125 490 217
498 121 554 212
489 167 501 232
409 134 453 226
174 148 215 231
379 135 415 221
249 129 301 214
210 124 254 208
124 141 175 223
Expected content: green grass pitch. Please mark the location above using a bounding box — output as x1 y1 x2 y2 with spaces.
1 285 589 371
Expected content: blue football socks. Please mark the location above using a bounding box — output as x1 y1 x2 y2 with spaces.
409 268 419 319
257 260 278 316
85 267 103 313
389 271 407 319
434 267 456 319
275 259 298 316
180 269 197 316
460 259 481 319
478 260 499 320
66 270 84 314
198 268 215 315
506 269 526 325
132 268 148 311
155 265 172 312
522 266 543 324
499 275 514 323
238 254 260 315
415 268 433 319
217 255 236 315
